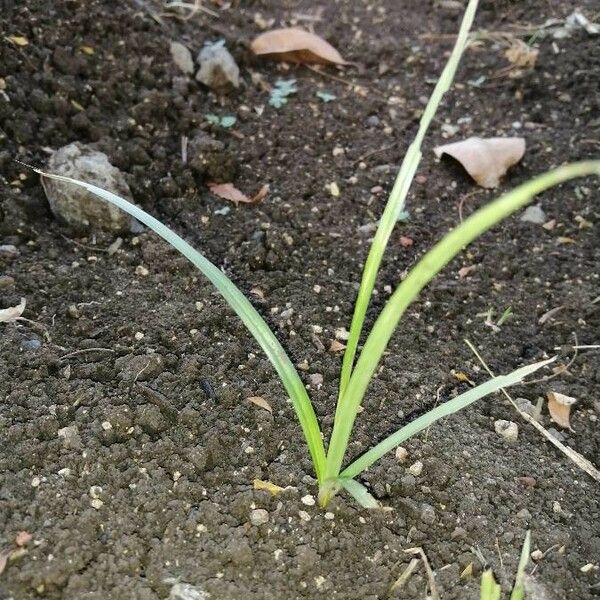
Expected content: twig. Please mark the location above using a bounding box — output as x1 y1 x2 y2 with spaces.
464 339 600 483
404 547 439 600
354 143 398 165
60 348 115 360
458 190 485 222
389 558 420 594
524 333 578 385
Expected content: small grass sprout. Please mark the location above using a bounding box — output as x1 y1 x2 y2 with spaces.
480 531 530 600
33 0 600 507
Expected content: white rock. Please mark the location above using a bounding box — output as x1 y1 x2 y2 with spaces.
42 142 134 232
395 446 408 463
520 205 547 224
196 41 239 94
169 582 208 600
170 41 194 74
301 494 315 506
250 508 269 526
308 373 323 387
494 419 519 442
408 460 423 476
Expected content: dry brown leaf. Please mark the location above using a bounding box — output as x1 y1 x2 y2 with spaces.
329 340 346 352
253 479 285 495
250 184 270 204
208 182 269 206
547 391 577 430
0 548 11 575
14 531 32 547
0 297 26 323
505 40 539 69
247 395 272 413
458 265 476 278
434 137 526 188
251 28 348 65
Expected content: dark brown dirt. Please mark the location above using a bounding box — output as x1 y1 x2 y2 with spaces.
1 1 599 598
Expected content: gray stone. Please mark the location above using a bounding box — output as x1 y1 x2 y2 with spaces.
0 275 15 290
170 41 194 75
0 244 19 258
58 425 82 449
169 582 208 600
196 41 239 94
42 142 134 232
115 353 164 382
21 338 41 352
494 419 519 442
520 205 547 224
250 508 269 526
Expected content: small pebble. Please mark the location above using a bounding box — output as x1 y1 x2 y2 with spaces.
531 549 544 561
0 244 19 258
395 447 408 463
494 419 519 442
301 494 315 506
298 510 311 522
135 265 149 277
196 40 240 94
366 115 380 127
408 460 423 476
21 339 41 352
308 373 323 387
520 205 547 225
0 275 15 289
250 508 269 526
31 477 41 488
90 498 104 509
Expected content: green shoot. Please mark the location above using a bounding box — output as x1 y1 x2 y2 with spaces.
480 531 531 600
337 0 479 400
35 171 327 482
30 0 600 509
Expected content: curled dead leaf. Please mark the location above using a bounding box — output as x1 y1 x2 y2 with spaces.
329 340 346 352
14 531 32 547
0 298 26 323
251 28 348 65
253 479 285 495
208 182 269 206
247 395 272 413
505 40 539 69
434 137 526 188
547 391 577 430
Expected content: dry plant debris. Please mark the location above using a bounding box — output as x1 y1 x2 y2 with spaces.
547 391 577 430
434 137 526 188
251 28 348 65
208 182 269 206
247 396 272 413
0 298 26 323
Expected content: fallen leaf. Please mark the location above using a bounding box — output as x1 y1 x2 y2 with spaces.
14 531 32 547
329 340 346 352
170 41 194 74
542 219 556 230
253 479 285 495
458 265 476 278
547 391 577 430
247 396 272 413
251 28 348 65
0 548 11 575
400 236 413 248
0 298 26 323
505 40 539 69
250 184 270 204
7 35 29 46
453 371 475 386
434 137 526 188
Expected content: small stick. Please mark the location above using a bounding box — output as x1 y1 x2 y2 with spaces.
464 339 600 483
404 547 439 600
524 333 578 385
389 558 420 594
60 348 115 360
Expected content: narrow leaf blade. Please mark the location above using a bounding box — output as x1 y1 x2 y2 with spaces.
32 170 326 480
340 358 555 479
339 478 380 509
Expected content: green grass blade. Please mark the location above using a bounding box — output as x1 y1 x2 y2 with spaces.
337 0 479 400
34 170 327 481
339 478 380 509
510 531 531 600
340 358 554 479
480 569 502 600
325 161 600 482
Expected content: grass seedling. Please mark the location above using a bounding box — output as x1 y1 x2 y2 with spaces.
32 0 600 507
480 531 531 600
